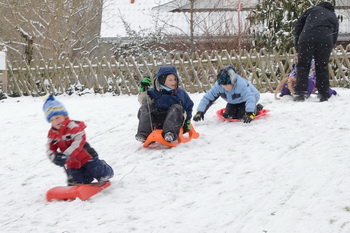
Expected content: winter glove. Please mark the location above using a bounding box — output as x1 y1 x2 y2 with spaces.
139 77 152 92
50 153 70 167
242 112 256 123
193 111 204 122
183 120 191 133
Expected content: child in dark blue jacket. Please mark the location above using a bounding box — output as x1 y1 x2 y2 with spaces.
135 66 194 142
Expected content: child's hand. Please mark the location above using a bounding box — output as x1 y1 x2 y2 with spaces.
193 111 204 122
242 112 256 123
50 153 70 167
183 120 191 133
139 77 152 92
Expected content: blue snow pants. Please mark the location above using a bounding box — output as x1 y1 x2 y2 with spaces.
67 157 114 184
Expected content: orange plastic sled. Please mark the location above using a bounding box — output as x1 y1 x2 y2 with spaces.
143 124 200 148
46 181 111 201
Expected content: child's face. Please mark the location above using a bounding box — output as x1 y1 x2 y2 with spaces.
164 74 177 89
50 115 67 129
222 84 233 91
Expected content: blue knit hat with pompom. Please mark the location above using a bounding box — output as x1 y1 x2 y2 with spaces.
217 65 238 85
43 95 68 122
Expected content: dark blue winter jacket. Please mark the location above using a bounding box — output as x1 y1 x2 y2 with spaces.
147 66 194 120
147 88 194 120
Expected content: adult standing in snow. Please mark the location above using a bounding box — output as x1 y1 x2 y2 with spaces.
193 65 262 123
294 1 339 102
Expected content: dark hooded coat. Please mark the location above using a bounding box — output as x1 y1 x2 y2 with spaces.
295 2 339 49
136 66 194 140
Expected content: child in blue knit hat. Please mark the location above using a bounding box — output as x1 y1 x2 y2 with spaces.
43 95 114 185
193 65 263 123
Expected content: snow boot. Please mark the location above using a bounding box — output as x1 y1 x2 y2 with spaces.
163 132 175 142
135 134 147 143
319 93 330 102
293 91 307 102
256 103 264 112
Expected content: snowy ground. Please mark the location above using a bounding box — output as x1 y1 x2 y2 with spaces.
1 89 350 233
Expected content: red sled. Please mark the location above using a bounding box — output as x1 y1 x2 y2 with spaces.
46 181 111 201
216 108 270 122
143 124 200 148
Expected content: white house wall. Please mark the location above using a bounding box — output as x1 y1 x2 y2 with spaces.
102 0 256 37
101 0 350 39
338 9 350 34
101 0 170 37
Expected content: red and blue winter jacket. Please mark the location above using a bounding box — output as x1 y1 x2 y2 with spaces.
46 117 93 169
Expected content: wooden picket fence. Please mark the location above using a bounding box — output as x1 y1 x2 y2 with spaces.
5 45 350 97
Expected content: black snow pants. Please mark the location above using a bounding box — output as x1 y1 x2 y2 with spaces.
224 102 246 119
296 41 333 96
224 102 258 119
136 103 185 140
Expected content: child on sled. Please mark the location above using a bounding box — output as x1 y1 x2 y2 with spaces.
275 56 337 100
43 95 114 185
193 65 263 123
135 66 194 143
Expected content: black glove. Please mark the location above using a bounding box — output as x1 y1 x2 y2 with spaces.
139 77 152 92
183 120 191 133
50 153 70 167
193 111 204 122
242 112 256 123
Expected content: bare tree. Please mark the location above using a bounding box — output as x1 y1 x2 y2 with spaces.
0 0 103 62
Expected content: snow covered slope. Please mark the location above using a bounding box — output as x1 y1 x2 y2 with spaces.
1 89 350 233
